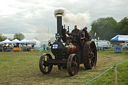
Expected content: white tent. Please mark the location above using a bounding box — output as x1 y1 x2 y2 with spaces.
2 39 11 44
19 39 29 43
110 35 128 41
29 39 40 45
0 38 41 45
29 39 36 43
0 42 3 44
11 39 20 43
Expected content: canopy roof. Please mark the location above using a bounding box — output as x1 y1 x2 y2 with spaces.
0 39 40 45
11 39 20 43
19 39 29 43
110 35 128 41
2 39 11 43
29 39 40 45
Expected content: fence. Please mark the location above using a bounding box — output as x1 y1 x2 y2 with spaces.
83 60 128 85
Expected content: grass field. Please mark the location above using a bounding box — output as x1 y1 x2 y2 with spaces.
0 51 128 85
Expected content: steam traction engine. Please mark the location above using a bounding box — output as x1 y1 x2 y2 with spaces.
39 10 97 76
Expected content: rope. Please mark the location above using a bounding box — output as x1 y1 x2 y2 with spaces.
117 60 128 66
83 66 114 85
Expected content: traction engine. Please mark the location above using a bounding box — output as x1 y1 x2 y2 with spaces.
39 9 97 76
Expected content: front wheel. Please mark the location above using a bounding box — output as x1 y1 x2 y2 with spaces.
39 53 53 74
67 54 79 76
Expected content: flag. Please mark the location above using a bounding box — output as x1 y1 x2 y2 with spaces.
94 32 96 37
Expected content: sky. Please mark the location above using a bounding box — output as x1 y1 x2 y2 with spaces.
0 0 128 42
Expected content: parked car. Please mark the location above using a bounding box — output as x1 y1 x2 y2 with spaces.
120 43 128 50
92 39 112 51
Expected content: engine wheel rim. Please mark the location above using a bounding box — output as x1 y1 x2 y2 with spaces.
83 41 97 69
89 42 97 68
39 53 53 74
67 54 79 76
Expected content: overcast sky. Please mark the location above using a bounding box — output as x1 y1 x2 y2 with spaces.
0 0 128 42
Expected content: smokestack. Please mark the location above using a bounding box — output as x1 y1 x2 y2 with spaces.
54 9 65 38
56 13 62 37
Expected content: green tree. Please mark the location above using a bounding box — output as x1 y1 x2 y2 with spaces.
13 33 25 40
116 17 128 35
90 17 117 40
0 33 7 41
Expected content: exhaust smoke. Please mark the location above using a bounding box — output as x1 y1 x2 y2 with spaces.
63 11 90 27
54 8 65 17
54 8 90 28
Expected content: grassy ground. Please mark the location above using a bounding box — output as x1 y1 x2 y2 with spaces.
0 51 128 85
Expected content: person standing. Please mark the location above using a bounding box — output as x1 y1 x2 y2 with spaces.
82 27 90 41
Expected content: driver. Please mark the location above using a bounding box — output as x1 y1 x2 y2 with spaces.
71 25 80 36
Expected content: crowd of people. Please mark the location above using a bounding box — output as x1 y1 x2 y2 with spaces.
0 43 35 52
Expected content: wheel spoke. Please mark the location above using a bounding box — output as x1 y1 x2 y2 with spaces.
71 66 77 74
91 47 95 52
91 59 94 66
43 66 46 71
42 61 44 65
71 67 75 72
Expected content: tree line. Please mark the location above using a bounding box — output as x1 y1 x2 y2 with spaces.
90 17 128 40
0 33 25 41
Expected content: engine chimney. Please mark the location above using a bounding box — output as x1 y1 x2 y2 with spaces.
54 9 65 39
55 13 62 38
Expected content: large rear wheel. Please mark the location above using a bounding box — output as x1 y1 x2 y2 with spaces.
83 41 97 69
39 53 53 74
67 54 79 76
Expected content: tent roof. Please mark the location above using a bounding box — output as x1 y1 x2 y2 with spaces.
110 35 128 41
29 39 40 44
0 42 3 44
2 39 11 43
19 39 29 43
0 39 41 44
11 39 20 43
